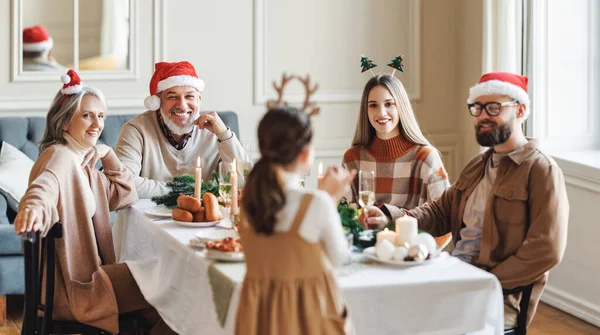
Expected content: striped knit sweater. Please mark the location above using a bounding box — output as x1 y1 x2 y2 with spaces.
343 135 450 220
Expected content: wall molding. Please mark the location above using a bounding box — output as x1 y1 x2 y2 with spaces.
0 97 145 114
10 0 139 83
153 0 166 64
252 0 422 105
542 285 600 328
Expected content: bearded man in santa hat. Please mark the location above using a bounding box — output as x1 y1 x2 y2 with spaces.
362 72 569 330
115 61 249 199
22 25 66 71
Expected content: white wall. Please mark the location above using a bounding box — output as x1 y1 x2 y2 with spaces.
0 0 484 187
541 157 600 327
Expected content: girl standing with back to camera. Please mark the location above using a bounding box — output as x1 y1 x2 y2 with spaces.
235 74 355 335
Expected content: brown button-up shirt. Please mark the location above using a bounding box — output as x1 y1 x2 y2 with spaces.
407 139 569 324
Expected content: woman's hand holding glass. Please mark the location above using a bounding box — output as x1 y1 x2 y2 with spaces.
357 206 388 229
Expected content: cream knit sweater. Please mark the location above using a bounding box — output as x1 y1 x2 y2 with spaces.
115 110 249 199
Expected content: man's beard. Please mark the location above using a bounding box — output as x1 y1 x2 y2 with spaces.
161 108 199 135
475 120 513 147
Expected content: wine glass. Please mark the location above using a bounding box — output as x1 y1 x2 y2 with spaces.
238 142 253 183
218 162 234 218
358 170 375 209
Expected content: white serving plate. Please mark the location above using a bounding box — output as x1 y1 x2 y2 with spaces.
143 206 173 217
195 229 239 243
363 247 448 267
204 249 245 262
172 219 221 228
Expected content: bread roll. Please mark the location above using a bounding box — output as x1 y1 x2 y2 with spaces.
193 208 206 222
203 192 223 221
172 208 193 222
177 195 202 213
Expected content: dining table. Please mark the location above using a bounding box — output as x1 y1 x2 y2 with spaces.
112 199 505 335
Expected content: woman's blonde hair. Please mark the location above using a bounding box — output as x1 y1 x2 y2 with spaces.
351 75 432 148
39 87 107 152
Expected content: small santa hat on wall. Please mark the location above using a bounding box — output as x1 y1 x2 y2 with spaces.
23 25 54 52
60 69 83 95
467 71 531 119
144 61 205 111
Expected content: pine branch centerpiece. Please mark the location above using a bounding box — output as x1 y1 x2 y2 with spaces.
151 171 220 208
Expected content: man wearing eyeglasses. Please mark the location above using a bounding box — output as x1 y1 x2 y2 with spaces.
362 72 569 329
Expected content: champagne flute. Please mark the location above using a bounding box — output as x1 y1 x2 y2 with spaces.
238 143 253 180
219 162 234 218
358 170 375 208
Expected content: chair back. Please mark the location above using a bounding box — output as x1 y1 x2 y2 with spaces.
503 282 535 335
21 222 63 335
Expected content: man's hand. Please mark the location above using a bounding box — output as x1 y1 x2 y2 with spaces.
82 144 112 168
195 111 228 136
14 207 42 234
358 206 388 229
318 166 357 203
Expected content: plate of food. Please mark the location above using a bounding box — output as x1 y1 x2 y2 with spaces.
144 206 173 217
171 194 224 228
204 237 244 262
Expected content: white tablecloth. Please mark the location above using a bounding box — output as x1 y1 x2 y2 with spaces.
113 200 504 335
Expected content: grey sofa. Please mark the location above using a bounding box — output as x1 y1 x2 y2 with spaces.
0 112 239 323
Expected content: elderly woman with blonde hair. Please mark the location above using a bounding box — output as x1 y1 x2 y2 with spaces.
14 70 175 334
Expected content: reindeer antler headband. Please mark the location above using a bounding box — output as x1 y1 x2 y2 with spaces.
266 72 320 117
360 54 405 77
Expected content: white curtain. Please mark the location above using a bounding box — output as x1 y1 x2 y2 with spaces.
100 0 130 67
482 0 525 74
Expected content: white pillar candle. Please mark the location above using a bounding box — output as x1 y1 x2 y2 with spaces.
395 215 417 245
376 228 396 245
194 156 202 200
231 159 238 215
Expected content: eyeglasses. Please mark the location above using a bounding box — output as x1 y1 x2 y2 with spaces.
467 101 519 117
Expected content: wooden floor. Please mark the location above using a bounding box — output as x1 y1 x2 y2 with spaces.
1 295 599 334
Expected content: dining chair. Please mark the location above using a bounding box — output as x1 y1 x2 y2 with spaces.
503 282 535 335
21 221 150 335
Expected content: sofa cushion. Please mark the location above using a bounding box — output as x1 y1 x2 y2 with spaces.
0 256 25 294
0 223 22 255
0 141 35 211
0 117 46 161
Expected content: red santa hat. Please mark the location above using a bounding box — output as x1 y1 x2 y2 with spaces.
144 61 205 110
467 71 531 119
60 69 83 95
23 25 54 53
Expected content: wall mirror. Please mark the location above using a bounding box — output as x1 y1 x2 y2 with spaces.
12 0 137 81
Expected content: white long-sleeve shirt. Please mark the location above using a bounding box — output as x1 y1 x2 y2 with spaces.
115 110 249 199
274 172 349 267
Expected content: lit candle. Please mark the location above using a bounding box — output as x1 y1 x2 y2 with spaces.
231 159 238 215
376 228 396 245
194 156 202 200
395 215 417 245
317 162 324 179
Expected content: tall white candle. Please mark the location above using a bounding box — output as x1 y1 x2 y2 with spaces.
395 215 417 245
194 156 202 200
231 159 238 215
